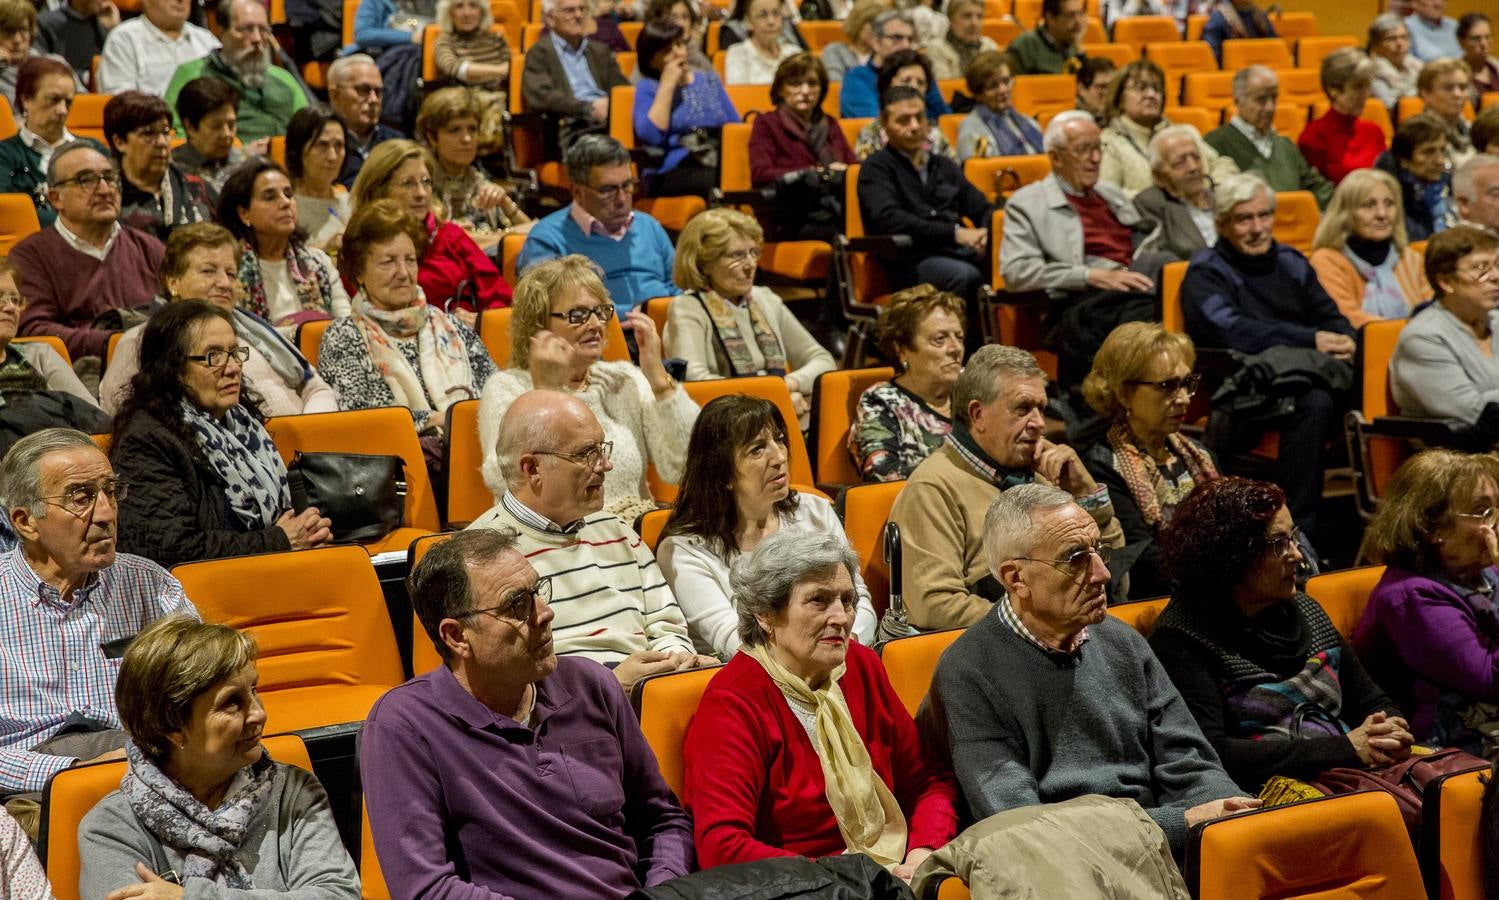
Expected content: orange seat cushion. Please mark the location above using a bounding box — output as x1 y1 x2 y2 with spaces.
259 685 393 733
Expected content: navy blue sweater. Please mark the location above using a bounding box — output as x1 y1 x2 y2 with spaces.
1180 241 1355 353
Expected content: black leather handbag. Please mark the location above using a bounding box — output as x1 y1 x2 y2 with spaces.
286 451 407 543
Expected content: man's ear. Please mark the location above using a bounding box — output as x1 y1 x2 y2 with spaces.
995 559 1025 598
439 617 470 660
10 505 40 544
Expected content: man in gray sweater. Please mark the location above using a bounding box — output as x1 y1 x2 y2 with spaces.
922 484 1259 854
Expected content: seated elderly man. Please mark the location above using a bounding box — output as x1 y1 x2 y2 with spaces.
1179 172 1356 541
362 528 694 898
470 389 712 692
922 483 1257 857
1205 66 1334 209
1001 109 1168 387
520 0 629 153
0 428 197 838
1133 124 1219 260
889 345 1125 632
1453 153 1499 234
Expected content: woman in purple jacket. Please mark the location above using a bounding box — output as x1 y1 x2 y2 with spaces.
1356 449 1499 754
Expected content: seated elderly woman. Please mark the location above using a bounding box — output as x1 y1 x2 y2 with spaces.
747 53 858 242
681 528 958 875
415 88 531 242
218 158 350 334
171 77 247 202
926 0 997 81
105 90 213 241
633 18 741 198
351 139 512 324
1099 59 1239 200
818 0 884 82
1377 113 1457 241
433 0 511 109
479 255 697 524
101 223 339 418
1151 477 1414 793
1461 13 1499 99
1299 48 1389 185
286 106 351 253
1356 450 1499 753
318 199 496 440
79 616 359 898
665 208 835 426
1080 322 1219 600
849 285 964 483
1418 57 1476 162
658 396 877 657
723 0 800 85
113 301 333 568
955 51 1042 162
0 57 96 227
853 49 956 161
1390 225 1499 423
1308 167 1432 327
1368 13 1424 109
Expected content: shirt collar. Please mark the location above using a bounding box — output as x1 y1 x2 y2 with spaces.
549 29 587 56
4 544 104 612
997 595 1090 656
501 490 584 535
944 423 1035 489
1229 115 1274 145
18 125 74 155
433 658 572 733
54 217 120 259
568 201 632 240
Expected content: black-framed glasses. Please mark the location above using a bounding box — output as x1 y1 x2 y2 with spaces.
465 576 552 623
1128 373 1202 397
585 178 639 200
131 126 175 143
52 169 120 192
1016 545 1112 579
534 441 614 470
1265 526 1304 559
550 305 616 326
1454 506 1499 528
39 477 127 518
187 346 251 368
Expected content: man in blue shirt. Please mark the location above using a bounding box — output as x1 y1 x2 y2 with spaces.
1404 0 1462 61
521 0 629 153
840 10 948 120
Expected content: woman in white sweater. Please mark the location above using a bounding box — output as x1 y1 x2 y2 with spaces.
478 255 698 524
657 394 876 657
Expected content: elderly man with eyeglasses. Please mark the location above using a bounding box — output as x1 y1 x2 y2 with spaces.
521 0 629 153
363 526 694 898
0 428 197 840
920 482 1255 860
9 142 164 362
468 389 712 692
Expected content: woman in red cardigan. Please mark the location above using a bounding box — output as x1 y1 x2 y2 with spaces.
1299 48 1389 185
682 529 958 881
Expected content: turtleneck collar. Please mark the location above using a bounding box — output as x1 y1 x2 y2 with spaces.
1218 238 1279 275
1345 233 1392 267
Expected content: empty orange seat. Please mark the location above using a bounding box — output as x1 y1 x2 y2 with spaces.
1297 35 1357 69
1221 37 1293 71
879 627 962 717
1112 15 1179 49
1304 565 1385 637
1145 41 1218 103
1182 71 1236 112
1011 74 1077 122
0 192 39 256
812 367 895 487
1272 189 1319 254
837 480 905 615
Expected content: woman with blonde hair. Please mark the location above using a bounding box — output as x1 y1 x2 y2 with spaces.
1417 57 1476 164
1098 58 1240 199
1080 321 1219 599
478 254 697 524
1309 167 1431 327
819 0 888 82
1355 449 1499 752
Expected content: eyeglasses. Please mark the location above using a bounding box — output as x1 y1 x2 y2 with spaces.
585 178 638 199
550 304 615 326
534 440 614 470
347 83 384 99
552 3 588 16
0 292 26 310
39 477 127 518
1455 506 1499 528
393 175 433 192
1128 373 1202 396
1265 526 1304 559
187 346 251 368
53 169 120 191
1458 260 1497 283
720 247 762 265
1124 80 1163 95
878 29 914 43
465 576 553 624
131 126 175 143
1016 544 1112 579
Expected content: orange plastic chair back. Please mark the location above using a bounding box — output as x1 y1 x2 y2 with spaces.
812 367 894 487
838 480 905 616
444 398 493 526
683 376 814 486
1145 41 1218 102
1160 260 1189 334
720 121 752 193
341 0 358 45
962 154 1051 205
407 532 453 676
1359 318 1407 418
796 19 843 52
1107 596 1170 636
12 335 71 368
843 164 894 305
937 878 973 899
0 192 40 255
1080 42 1135 66
1168 105 1221 136
1275 67 1324 109
0 96 16 141
66 94 110 143
879 627 962 717
1425 768 1489 900
1304 565 1385 637
1182 72 1236 112
1271 11 1317 40
1221 37 1293 71
632 665 721 800
1272 190 1319 254
609 84 635 148
644 296 674 336
421 24 440 81
296 317 331 364
1112 15 1179 49
1010 75 1077 122
1297 35 1357 69
724 84 773 117
981 17 1020 46
361 800 389 900
636 506 671 553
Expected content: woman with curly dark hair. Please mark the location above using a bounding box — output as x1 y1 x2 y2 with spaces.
1150 476 1412 794
111 300 332 568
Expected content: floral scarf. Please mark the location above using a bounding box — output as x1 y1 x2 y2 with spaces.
236 238 336 322
693 290 787 377
1105 421 1217 529
180 399 291 530
120 741 277 889
352 293 475 417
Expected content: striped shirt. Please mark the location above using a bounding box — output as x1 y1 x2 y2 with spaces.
0 546 197 792
468 493 693 664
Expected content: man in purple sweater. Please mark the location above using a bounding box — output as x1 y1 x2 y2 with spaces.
360 528 694 898
11 143 164 361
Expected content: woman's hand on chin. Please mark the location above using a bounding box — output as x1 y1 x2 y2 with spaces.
528 331 584 391
105 863 185 900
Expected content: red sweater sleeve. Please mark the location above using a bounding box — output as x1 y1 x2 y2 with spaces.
420 221 513 311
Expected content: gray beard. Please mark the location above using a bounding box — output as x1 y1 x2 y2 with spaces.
227 48 271 89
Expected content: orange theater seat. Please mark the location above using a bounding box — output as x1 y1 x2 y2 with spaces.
1144 41 1219 104
1112 15 1179 49
837 480 905 616
1221 37 1293 71
1422 768 1489 900
1304 565 1385 637
1107 596 1169 636
1160 260 1189 334
444 399 493 526
684 376 814 486
632 665 721 800
1010 74 1077 123
0 96 16 141
12 335 71 368
1297 35 1357 70
0 192 39 255
1272 190 1319 254
963 154 1051 204
879 627 962 717
811 367 894 488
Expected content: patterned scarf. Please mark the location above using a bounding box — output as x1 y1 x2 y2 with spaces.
943 32 986 76
976 104 1043 157
120 741 277 889
1104 422 1217 529
351 293 475 418
774 106 835 167
694 290 787 377
235 238 336 322
1341 242 1412 320
179 399 291 530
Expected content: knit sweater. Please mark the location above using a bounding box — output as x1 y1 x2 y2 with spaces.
516 207 676 315
1298 109 1387 185
1204 124 1334 209
477 362 699 523
467 498 694 663
1390 302 1499 423
1099 115 1240 201
924 610 1240 853
663 286 835 391
1179 240 1355 353
1307 245 1430 328
12 225 165 359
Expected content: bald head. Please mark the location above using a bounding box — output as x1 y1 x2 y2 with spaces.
494 390 613 525
1233 65 1280 135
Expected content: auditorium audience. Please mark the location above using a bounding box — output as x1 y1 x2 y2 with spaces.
1201 0 1276 62
633 19 740 198
658 396 876 657
1405 0 1461 62
416 88 531 240
850 286 964 483
1100 0 1182 32
169 77 247 202
841 10 947 119
1099 59 1239 200
1378 113 1457 241
927 0 997 81
105 91 213 242
955 51 1043 161
1389 225 1499 423
0 259 96 406
1367 13 1423 109
1455 154 1499 234
286 105 352 252
1004 0 1086 76
328 55 401 188
1460 13 1499 99
433 0 512 101
1152 477 1412 792
1133 125 1219 260
520 0 629 153
101 223 338 418
718 0 804 54
0 57 95 228
853 50 956 161
1299 48 1388 185
78 616 360 898
1080 322 1218 600
820 0 885 83
1418 57 1476 162
923 483 1254 856
682 529 956 874
480 255 697 525
1074 55 1116 122
362 528 694 897
97 0 218 96
724 0 800 85
1204 66 1334 208
1309 168 1431 327
889 345 1124 631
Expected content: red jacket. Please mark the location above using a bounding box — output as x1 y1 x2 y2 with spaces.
748 108 858 187
683 642 959 869
1297 109 1387 186
419 215 512 312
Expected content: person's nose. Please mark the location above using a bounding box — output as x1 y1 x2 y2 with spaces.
1087 549 1110 585
92 487 119 526
533 595 556 630
768 441 787 468
246 693 268 728
223 354 244 376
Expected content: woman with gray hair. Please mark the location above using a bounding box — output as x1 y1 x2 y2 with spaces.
1367 13 1423 108
681 528 958 879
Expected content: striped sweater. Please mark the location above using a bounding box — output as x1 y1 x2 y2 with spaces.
467 496 694 663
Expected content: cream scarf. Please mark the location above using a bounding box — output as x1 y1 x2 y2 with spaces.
351 293 475 421
741 643 908 867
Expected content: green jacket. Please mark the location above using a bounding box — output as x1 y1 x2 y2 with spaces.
163 51 308 144
0 133 106 228
1204 122 1334 210
1004 25 1084 76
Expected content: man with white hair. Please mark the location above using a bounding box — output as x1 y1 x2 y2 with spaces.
96 0 218 94
521 0 629 153
1453 153 1499 235
922 483 1255 857
1205 66 1333 208
328 54 404 187
1133 124 1219 260
162 0 309 145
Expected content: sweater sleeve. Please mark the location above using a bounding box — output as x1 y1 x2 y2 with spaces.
929 644 1043 821
629 364 698 485
1297 254 1357 337
892 480 995 630
1376 580 1499 703
656 536 740 657
634 78 668 148
13 238 111 358
849 384 907 484
1391 328 1499 422
663 293 722 382
251 767 360 900
22 343 97 406
767 290 835 395
632 532 696 655
749 115 804 185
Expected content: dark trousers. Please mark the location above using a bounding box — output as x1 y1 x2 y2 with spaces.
1275 386 1339 540
1046 290 1158 391
892 252 986 355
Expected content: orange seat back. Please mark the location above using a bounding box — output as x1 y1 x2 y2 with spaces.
1080 41 1135 66
609 84 635 149
13 334 70 368
1107 596 1170 636
1425 768 1490 900
796 19 843 52
1221 37 1293 71
1181 72 1235 112
0 95 16 140
444 398 492 526
1160 260 1189 334
1010 75 1077 123
0 192 40 255
1272 190 1319 254
1359 318 1407 418
632 665 721 799
937 877 973 899
1113 15 1179 49
644 296 674 336
843 164 894 306
963 154 1051 205
1169 105 1220 136
361 800 389 900
812 367 894 487
636 507 671 553
421 23 440 81
1145 41 1218 102
407 532 454 675
1275 67 1324 109
296 317 331 363
838 480 905 616
879 627 962 717
1297 35 1357 69
724 84 773 117
720 121 752 193
683 376 814 486
341 0 358 45
65 94 109 144
981 17 1020 46
1304 565 1385 637
1271 11 1317 40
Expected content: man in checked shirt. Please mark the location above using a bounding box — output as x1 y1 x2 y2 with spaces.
0 428 198 838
